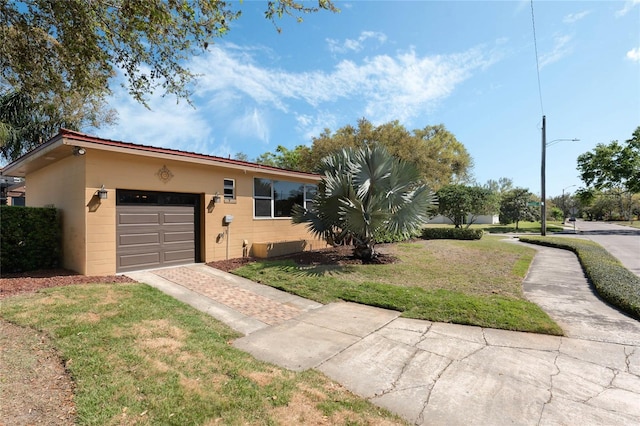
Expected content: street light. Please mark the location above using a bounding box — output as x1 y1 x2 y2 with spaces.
540 115 580 236
562 184 577 223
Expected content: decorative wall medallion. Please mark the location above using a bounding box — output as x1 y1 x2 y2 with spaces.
156 165 174 183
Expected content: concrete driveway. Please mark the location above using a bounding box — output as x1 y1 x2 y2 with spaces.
127 241 640 425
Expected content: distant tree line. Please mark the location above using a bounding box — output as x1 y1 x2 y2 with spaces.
246 118 473 192
575 126 640 221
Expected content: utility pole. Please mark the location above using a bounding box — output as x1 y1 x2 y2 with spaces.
541 115 546 236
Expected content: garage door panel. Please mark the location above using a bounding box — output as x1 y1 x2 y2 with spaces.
164 249 195 262
163 213 194 224
118 213 160 225
119 252 161 268
116 202 196 273
163 231 194 243
119 232 160 246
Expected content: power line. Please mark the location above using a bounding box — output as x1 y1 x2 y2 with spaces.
530 0 544 115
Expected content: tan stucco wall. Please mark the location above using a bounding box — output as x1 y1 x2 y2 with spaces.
26 155 87 274
80 149 322 274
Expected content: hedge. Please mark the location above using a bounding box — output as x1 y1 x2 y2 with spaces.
0 206 61 273
519 236 640 321
373 228 421 244
421 227 484 240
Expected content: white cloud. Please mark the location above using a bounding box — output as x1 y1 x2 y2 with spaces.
540 34 573 68
102 40 500 155
326 31 387 54
563 10 591 24
627 47 640 62
191 43 497 125
228 108 270 144
99 88 214 155
616 0 640 17
295 111 338 142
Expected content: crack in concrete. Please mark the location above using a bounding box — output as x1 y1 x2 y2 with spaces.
459 343 488 362
373 346 419 398
624 346 635 374
582 367 618 405
378 325 435 394
538 350 562 425
417 323 433 345
417 357 455 425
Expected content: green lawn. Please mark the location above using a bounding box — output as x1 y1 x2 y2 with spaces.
233 236 562 335
423 221 565 233
1 284 405 425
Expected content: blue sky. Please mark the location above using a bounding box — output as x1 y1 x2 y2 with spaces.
98 0 640 198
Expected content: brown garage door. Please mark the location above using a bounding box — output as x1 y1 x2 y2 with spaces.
116 190 199 273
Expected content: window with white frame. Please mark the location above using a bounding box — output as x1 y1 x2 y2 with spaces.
223 178 235 201
254 178 316 218
304 185 316 211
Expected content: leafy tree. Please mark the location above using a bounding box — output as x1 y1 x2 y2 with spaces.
255 145 310 170
0 0 337 161
577 189 639 221
549 206 564 222
292 145 436 260
298 118 473 189
0 89 114 161
576 126 640 220
499 188 538 230
483 177 513 195
549 193 578 221
436 184 497 228
233 152 250 162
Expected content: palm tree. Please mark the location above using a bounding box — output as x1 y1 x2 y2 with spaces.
0 89 115 162
0 90 60 162
293 145 436 260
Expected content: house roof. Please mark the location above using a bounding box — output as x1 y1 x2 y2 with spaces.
0 129 321 180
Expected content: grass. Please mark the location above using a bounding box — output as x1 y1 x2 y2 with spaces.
233 236 562 335
0 283 406 425
423 221 565 233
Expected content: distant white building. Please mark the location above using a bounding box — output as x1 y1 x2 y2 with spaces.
428 214 499 225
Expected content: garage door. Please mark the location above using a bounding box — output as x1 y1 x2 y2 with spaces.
116 190 199 273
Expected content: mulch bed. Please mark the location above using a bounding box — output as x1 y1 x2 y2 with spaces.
0 269 135 300
207 244 398 272
0 245 398 299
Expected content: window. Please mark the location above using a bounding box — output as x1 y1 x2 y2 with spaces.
254 178 272 217
254 178 316 218
116 190 197 206
304 185 316 211
223 178 235 200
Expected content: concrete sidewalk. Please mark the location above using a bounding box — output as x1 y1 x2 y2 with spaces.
127 244 640 425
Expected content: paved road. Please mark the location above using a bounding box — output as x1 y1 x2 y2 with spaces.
571 220 640 276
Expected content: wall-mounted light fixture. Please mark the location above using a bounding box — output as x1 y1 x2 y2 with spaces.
96 185 108 200
212 192 221 204
73 146 86 156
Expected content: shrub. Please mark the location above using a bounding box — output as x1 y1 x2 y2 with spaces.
519 236 640 320
421 227 483 240
373 228 419 244
0 206 61 273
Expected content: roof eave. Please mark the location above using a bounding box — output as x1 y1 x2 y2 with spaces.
0 134 65 177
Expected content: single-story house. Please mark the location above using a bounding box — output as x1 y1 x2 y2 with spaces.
0 175 25 206
1 129 324 275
